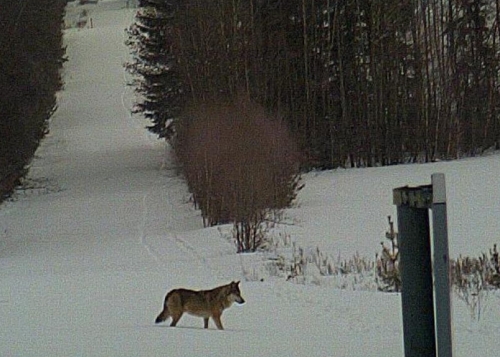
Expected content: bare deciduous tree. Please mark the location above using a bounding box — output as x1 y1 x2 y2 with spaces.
174 96 301 252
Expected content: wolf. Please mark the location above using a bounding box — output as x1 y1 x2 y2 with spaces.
155 281 245 330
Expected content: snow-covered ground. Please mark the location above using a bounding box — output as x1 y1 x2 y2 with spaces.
1 1 499 356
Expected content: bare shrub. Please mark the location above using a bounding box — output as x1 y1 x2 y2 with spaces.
376 216 401 292
259 240 375 288
375 216 500 314
452 245 500 320
174 96 301 252
452 259 488 320
374 215 499 318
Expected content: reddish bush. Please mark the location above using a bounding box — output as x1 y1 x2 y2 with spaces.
174 97 301 251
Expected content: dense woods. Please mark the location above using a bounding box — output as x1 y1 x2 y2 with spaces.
0 0 66 197
128 0 500 169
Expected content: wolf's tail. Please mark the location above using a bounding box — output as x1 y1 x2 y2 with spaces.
155 304 169 324
155 296 170 324
156 291 175 324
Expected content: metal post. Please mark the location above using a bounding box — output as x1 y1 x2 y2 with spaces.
431 173 453 357
394 186 436 357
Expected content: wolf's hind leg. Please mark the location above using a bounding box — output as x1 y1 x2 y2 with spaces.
204 317 209 329
170 313 183 327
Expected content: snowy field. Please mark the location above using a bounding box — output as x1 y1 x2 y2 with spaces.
1 1 500 356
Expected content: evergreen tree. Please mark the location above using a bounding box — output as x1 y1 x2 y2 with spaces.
126 0 184 138
0 0 66 198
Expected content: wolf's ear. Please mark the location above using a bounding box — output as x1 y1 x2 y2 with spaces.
235 280 240 285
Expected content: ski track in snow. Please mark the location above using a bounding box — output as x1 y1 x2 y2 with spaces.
115 4 200 276
138 190 162 268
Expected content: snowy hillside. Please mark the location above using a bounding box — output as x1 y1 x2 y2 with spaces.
1 1 499 356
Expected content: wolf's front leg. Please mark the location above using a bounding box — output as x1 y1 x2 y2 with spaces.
212 313 224 330
204 317 209 329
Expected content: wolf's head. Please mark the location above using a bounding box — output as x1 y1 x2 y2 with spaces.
227 281 245 304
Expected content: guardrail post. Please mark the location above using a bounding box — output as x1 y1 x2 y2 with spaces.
431 173 453 357
393 173 453 357
394 185 436 357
